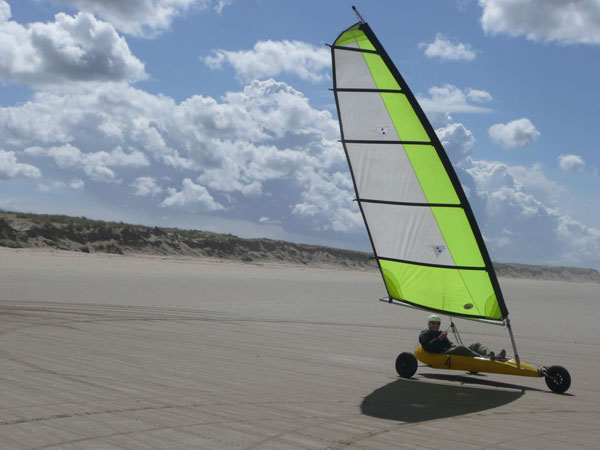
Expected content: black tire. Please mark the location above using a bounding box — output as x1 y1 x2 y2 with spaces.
544 365 571 394
395 352 418 378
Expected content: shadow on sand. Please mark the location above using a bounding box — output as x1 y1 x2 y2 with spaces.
420 373 545 392
361 376 524 422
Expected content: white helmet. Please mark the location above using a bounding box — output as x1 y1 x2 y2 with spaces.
427 314 441 323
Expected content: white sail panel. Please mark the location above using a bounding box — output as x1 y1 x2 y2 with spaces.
337 92 399 141
346 143 427 202
361 202 455 266
334 49 377 89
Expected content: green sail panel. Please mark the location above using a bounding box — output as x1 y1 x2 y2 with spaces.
332 22 507 321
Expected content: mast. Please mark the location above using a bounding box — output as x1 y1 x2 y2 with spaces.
352 5 365 23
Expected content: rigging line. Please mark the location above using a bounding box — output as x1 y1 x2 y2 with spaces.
358 198 463 208
377 256 487 271
341 139 432 145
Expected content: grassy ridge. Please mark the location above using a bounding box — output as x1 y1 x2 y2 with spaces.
1 210 599 283
0 211 375 269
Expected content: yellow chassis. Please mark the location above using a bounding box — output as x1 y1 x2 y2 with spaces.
414 345 542 378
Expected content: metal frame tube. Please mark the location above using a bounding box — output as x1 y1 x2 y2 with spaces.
505 317 520 368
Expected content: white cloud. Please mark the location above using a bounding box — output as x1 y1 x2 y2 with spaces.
506 163 564 203
488 118 540 149
42 144 148 183
0 8 146 87
38 182 62 192
465 157 600 266
292 169 362 233
259 216 281 225
195 139 311 197
466 88 492 103
418 85 493 113
70 178 85 189
436 122 476 164
480 0 600 44
47 144 83 169
55 0 231 37
558 153 585 172
2 81 341 187
0 79 353 233
0 0 10 23
203 40 331 83
0 150 41 179
132 176 162 196
214 0 233 14
83 164 118 183
161 178 225 211
38 178 84 192
420 34 477 61
468 160 563 204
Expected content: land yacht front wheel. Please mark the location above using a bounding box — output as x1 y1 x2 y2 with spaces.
544 365 571 394
395 352 417 378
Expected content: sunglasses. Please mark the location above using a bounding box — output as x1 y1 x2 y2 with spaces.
429 322 441 325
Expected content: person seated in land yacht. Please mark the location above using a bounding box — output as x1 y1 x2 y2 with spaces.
419 314 506 360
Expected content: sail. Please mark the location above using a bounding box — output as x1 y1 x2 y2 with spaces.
331 22 508 322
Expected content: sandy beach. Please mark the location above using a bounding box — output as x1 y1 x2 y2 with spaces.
1 247 599 449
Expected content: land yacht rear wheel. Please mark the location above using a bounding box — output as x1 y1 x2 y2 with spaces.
395 352 417 378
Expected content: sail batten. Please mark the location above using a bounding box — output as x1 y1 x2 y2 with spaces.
342 140 432 145
359 200 463 208
333 88 404 93
332 21 508 321
378 256 487 271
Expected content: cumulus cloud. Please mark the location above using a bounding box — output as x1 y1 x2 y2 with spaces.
292 169 361 233
466 157 600 266
420 34 477 61
0 150 41 179
469 159 561 202
203 40 331 83
55 0 231 37
558 153 585 172
0 79 354 233
0 5 146 87
488 118 540 149
436 122 476 163
479 0 600 44
132 176 162 196
418 85 493 113
427 118 600 267
161 178 225 211
505 163 564 203
42 144 149 183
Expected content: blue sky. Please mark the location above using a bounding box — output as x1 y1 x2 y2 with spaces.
1 0 599 269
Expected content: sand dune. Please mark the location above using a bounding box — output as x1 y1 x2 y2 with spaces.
2 211 599 283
